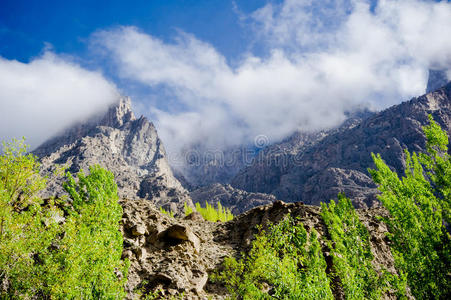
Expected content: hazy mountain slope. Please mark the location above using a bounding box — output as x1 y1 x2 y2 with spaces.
231 83 451 207
427 69 449 93
189 183 276 215
34 97 192 212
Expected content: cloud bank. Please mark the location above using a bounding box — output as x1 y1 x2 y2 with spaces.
93 0 451 160
0 52 119 150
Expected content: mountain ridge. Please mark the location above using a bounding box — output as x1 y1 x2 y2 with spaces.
34 97 193 213
231 82 451 207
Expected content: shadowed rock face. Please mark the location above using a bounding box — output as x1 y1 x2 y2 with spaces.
231 83 451 208
427 69 449 94
34 97 192 212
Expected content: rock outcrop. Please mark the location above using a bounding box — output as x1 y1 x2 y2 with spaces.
121 199 405 299
34 97 192 213
120 198 234 299
232 83 451 207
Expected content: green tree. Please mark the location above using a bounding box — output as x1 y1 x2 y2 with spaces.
213 215 333 299
0 138 56 297
0 139 129 299
41 165 129 299
321 194 405 299
369 116 451 298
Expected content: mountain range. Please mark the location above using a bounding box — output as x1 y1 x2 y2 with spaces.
34 73 451 213
27 70 451 299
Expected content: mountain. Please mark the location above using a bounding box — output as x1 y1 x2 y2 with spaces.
427 69 449 93
231 83 451 208
190 183 276 215
175 145 257 189
34 97 192 213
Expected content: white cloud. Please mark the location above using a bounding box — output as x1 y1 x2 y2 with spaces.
93 0 451 162
0 52 119 150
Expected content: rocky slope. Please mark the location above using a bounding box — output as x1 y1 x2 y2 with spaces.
232 83 451 208
190 183 277 215
34 97 192 213
121 199 406 299
176 145 257 189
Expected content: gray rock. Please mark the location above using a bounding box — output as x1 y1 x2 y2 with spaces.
34 97 193 213
231 83 451 208
427 69 449 93
190 183 277 215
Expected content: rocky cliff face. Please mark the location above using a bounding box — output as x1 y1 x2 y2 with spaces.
231 83 451 208
34 97 192 213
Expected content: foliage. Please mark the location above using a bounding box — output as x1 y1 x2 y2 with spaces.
213 215 333 299
42 165 129 299
321 194 405 299
194 201 233 222
0 138 55 297
0 138 46 210
159 206 175 218
369 115 451 299
419 115 451 225
184 201 193 216
0 139 129 298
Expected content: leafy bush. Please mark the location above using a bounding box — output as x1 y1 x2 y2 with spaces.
213 215 333 299
0 139 129 298
43 165 129 299
194 201 233 222
321 194 405 299
0 139 55 297
369 116 451 298
159 206 175 218
184 202 193 216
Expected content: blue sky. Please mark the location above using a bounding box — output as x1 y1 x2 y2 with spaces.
1 0 451 162
0 0 267 63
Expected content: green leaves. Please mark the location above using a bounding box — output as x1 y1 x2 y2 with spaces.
0 138 46 210
321 194 402 299
0 140 129 299
369 115 451 298
194 201 233 222
50 165 128 299
213 215 333 299
0 138 53 297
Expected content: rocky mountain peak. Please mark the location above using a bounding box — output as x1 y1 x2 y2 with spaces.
35 96 192 213
99 96 136 128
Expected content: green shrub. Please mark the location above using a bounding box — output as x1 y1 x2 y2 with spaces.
44 165 129 299
321 194 404 299
369 116 451 298
184 202 193 216
213 215 333 299
159 206 175 218
194 201 233 222
0 139 129 299
0 138 56 297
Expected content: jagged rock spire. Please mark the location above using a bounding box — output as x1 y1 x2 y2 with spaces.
99 96 136 128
